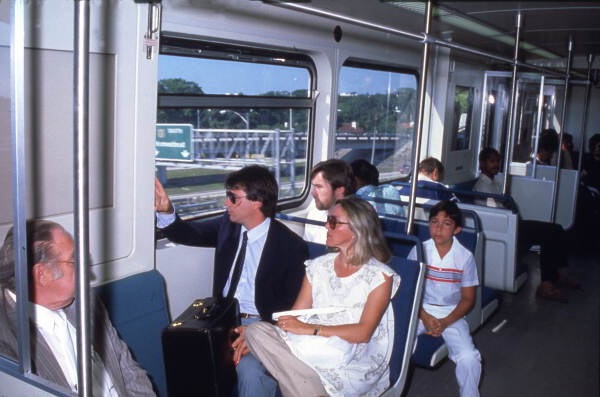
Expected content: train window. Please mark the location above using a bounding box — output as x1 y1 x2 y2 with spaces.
451 86 474 151
156 37 315 219
335 61 417 181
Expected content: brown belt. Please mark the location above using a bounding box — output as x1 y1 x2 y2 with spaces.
240 313 260 319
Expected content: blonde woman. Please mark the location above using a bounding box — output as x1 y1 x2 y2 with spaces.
245 196 400 397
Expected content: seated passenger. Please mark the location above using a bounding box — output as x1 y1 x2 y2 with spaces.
244 196 400 396
408 200 481 397
304 159 355 244
534 128 560 166
0 220 155 395
398 157 456 201
578 133 600 245
351 158 405 217
155 165 307 397
561 132 577 170
474 147 576 302
472 147 505 207
582 133 600 192
532 128 574 169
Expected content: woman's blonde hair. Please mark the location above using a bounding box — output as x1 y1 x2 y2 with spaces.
336 196 391 266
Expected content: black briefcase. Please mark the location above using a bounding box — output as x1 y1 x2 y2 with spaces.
162 297 241 397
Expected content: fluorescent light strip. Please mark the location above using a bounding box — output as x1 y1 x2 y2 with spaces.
385 1 558 59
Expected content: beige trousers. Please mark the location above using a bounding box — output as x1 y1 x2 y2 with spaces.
244 321 328 397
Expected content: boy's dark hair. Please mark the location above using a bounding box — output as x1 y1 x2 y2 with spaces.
418 157 445 180
310 159 356 195
350 159 379 186
478 147 501 163
429 200 463 228
225 165 278 218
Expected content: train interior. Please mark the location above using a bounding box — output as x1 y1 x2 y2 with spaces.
1 1 599 396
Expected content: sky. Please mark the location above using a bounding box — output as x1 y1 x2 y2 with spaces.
158 55 417 96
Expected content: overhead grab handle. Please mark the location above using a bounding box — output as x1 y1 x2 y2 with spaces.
144 2 162 60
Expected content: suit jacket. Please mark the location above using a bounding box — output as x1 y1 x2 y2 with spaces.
0 288 155 396
161 214 308 321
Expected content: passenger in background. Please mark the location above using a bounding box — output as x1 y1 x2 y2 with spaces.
303 159 355 244
582 133 600 191
155 165 307 397
578 133 600 245
397 157 456 201
561 132 578 169
533 128 575 169
474 147 574 302
245 196 400 397
351 158 405 217
534 128 560 166
472 147 504 208
0 220 155 396
408 200 481 397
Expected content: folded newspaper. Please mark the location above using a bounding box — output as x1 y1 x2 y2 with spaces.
272 307 345 321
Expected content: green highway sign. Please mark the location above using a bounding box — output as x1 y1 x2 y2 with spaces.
155 124 194 162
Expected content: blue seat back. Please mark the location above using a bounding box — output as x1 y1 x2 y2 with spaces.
94 270 171 397
382 256 425 396
384 231 423 263
306 241 328 259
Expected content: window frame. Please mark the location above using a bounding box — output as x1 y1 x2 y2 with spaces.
336 58 419 182
156 36 318 219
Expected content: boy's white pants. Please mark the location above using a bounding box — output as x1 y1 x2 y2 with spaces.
416 303 482 397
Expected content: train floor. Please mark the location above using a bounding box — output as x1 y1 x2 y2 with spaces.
402 236 600 397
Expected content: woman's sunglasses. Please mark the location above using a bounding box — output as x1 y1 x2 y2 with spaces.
326 215 350 230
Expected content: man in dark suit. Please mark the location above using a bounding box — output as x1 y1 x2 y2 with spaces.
0 220 155 396
155 165 307 397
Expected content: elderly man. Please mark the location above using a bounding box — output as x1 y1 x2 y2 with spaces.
0 220 155 396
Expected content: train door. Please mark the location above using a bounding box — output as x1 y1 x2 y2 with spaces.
443 64 483 183
479 71 578 228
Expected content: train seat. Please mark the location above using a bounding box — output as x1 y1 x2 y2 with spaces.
380 256 426 396
306 240 328 259
384 231 423 262
511 166 579 229
457 202 525 293
384 181 526 293
450 178 478 192
94 270 171 397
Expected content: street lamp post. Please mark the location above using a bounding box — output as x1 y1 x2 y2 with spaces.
219 109 250 158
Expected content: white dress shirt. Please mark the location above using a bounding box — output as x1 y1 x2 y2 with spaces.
223 217 271 315
303 201 328 244
27 294 118 396
472 174 502 207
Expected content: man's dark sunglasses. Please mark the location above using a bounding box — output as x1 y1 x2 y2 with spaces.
226 191 247 204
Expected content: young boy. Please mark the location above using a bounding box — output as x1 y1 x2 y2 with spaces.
409 200 481 397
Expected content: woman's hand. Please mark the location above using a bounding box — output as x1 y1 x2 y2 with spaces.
232 326 250 365
277 315 312 335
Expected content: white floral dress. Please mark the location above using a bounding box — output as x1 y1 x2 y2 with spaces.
281 253 401 396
